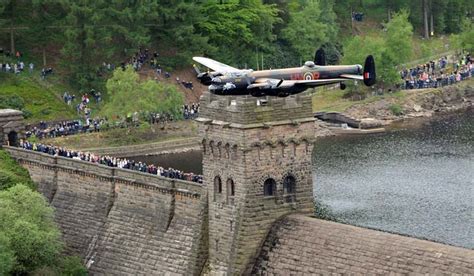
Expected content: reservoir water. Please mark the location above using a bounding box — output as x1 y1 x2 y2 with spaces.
133 109 473 248
313 109 473 249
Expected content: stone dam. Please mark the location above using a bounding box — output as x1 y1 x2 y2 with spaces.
2 93 473 275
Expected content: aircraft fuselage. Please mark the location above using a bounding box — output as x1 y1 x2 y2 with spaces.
208 64 362 96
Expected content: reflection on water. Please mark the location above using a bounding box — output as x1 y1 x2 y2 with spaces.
313 109 473 248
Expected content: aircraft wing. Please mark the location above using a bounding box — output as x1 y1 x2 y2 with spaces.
247 78 347 89
340 74 364 80
192 57 239 73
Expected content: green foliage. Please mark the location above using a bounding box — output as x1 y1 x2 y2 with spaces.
0 150 35 191
384 10 413 64
0 184 62 274
0 233 15 276
281 0 333 61
0 0 470 89
343 11 413 87
458 19 474 52
101 66 184 120
389 104 403 116
0 75 76 123
0 94 25 110
59 256 88 276
197 0 280 68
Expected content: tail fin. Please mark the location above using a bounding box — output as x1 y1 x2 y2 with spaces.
314 48 326 66
363 55 376 86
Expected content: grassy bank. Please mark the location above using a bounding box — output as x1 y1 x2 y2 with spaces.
0 73 76 123
41 120 198 150
312 87 407 112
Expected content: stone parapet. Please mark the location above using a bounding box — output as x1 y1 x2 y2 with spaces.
198 91 313 125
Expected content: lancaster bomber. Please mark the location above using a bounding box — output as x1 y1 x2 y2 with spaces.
193 49 376 97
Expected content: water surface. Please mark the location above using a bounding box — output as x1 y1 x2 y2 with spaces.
132 110 473 248
313 110 473 248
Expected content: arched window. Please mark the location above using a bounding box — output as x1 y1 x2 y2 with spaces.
214 176 222 202
263 178 277 196
283 175 296 194
227 178 235 205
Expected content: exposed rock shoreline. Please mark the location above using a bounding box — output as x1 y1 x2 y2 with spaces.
316 80 474 137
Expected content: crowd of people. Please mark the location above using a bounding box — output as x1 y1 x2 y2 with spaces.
25 119 106 139
26 103 200 140
400 54 473 90
18 140 203 184
0 48 57 80
183 103 199 119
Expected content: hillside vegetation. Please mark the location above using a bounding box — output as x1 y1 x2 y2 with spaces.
0 74 76 123
0 0 472 123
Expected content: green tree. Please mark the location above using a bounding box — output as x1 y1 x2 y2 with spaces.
384 10 413 64
197 0 280 68
0 233 15 276
281 0 332 61
101 66 184 120
459 19 474 52
0 184 62 274
60 0 155 88
152 1 211 68
60 1 111 88
343 11 413 87
444 0 463 33
23 0 66 66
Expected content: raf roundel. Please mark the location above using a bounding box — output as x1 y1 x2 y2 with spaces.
303 72 313 80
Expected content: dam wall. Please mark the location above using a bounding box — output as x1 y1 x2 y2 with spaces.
4 146 208 275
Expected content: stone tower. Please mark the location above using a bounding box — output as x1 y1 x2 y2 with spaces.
197 92 315 274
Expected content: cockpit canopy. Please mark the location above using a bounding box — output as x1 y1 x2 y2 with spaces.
304 61 316 68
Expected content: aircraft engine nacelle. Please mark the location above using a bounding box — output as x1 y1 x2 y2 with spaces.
197 72 223 85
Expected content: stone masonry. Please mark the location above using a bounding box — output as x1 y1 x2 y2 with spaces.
253 215 474 274
3 146 208 275
4 100 474 275
0 109 24 146
197 92 315 275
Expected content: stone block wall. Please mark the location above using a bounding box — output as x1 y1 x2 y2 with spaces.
199 92 313 125
253 215 474 274
0 109 24 146
197 91 315 274
4 146 208 275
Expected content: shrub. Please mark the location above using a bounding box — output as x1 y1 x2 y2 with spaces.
389 104 404 116
0 95 25 110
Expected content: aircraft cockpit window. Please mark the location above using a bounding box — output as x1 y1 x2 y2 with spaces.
304 61 315 68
